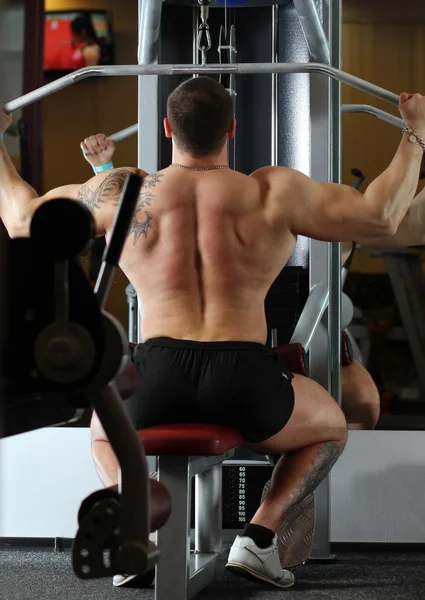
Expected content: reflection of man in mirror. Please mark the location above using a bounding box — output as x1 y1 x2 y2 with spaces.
71 15 101 68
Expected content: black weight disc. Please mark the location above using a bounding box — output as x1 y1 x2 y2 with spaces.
31 198 95 259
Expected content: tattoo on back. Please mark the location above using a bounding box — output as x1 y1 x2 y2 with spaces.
127 173 164 245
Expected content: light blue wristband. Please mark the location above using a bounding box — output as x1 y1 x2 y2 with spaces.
0 133 3 141
92 162 114 174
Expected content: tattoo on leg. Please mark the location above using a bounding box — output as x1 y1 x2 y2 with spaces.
299 441 342 496
274 441 343 512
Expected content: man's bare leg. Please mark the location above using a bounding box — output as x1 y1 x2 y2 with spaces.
342 360 381 430
245 374 347 531
226 374 346 587
90 411 119 488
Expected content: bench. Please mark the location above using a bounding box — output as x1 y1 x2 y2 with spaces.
135 342 309 600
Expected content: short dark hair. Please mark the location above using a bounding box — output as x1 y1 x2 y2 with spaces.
166 77 234 158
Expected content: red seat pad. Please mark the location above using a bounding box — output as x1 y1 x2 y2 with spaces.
138 423 244 456
272 343 308 376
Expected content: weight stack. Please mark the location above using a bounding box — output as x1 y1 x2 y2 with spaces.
191 462 273 529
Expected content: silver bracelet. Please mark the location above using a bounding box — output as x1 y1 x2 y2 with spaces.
403 127 425 152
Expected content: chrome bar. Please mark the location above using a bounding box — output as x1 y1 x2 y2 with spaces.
136 0 159 345
342 103 404 128
290 283 329 352
293 0 330 64
329 0 342 407
138 0 162 64
108 124 138 143
314 0 324 24
310 0 340 565
4 63 400 113
193 7 199 70
271 5 279 167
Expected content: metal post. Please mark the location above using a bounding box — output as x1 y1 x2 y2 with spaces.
329 0 342 408
293 0 330 64
271 5 279 167
308 0 335 562
193 7 199 69
137 0 162 342
310 0 342 562
138 0 161 175
269 6 278 350
195 464 222 553
155 456 191 600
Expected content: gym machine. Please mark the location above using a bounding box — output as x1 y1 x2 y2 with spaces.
3 0 413 565
1 171 171 578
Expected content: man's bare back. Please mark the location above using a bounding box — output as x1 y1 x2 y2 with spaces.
110 166 297 343
1 83 424 349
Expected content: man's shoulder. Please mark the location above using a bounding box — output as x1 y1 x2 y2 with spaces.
250 165 297 180
249 166 305 199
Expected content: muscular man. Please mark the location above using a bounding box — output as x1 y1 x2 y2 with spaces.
78 134 424 432
1 78 424 589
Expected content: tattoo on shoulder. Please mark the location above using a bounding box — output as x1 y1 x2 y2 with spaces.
76 168 164 245
76 168 133 212
127 172 164 245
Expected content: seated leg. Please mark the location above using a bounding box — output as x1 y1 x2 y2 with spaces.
342 360 380 430
226 374 347 587
91 410 119 488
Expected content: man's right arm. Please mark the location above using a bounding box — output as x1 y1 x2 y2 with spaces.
353 184 425 248
263 93 425 242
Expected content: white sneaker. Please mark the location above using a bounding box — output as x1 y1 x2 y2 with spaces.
226 535 295 588
112 570 155 588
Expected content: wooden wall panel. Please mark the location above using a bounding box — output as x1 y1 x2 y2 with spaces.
341 1 425 272
43 0 138 326
344 0 425 23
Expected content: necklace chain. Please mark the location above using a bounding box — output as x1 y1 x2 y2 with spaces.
171 163 228 171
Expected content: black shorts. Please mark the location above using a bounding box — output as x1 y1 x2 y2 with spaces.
125 337 295 443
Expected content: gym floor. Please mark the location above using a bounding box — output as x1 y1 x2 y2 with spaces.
2 550 425 600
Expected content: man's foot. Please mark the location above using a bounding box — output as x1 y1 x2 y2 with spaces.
113 570 155 588
261 481 315 568
225 535 295 589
